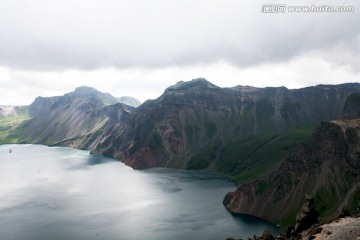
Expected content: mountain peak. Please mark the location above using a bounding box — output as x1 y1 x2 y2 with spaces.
70 86 121 106
166 78 219 92
74 86 99 94
118 96 141 107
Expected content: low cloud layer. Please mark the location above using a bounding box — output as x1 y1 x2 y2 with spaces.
0 0 359 105
0 0 359 70
1 55 359 106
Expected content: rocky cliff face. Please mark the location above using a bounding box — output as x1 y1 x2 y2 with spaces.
223 119 360 228
20 86 134 148
342 93 360 120
28 96 61 117
91 79 360 177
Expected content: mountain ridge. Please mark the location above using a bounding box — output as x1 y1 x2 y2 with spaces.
1 86 136 148
1 79 360 231
223 118 360 230
91 79 360 181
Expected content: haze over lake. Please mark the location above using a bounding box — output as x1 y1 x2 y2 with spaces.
0 144 278 240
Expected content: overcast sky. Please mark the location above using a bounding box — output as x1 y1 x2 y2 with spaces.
0 0 359 105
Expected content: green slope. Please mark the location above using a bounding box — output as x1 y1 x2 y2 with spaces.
0 108 30 144
217 129 313 184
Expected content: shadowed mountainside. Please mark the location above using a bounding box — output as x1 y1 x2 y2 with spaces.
91 79 360 183
223 95 360 230
342 93 360 120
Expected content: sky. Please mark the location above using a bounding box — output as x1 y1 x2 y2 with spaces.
0 0 359 105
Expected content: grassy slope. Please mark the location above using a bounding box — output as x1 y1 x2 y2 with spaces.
217 128 314 184
0 109 30 144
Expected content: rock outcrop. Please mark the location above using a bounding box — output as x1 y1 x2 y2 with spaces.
341 93 360 120
294 194 318 234
223 119 360 229
227 196 360 240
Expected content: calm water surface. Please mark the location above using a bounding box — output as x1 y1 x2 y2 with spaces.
0 144 278 240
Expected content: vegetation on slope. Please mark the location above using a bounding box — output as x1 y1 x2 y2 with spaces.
224 120 360 231
216 129 313 184
0 107 30 144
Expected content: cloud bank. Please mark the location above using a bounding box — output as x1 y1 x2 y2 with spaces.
0 0 359 105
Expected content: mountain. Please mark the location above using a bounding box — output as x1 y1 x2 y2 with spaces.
223 94 360 230
118 96 141 107
2 80 359 182
15 86 134 148
91 79 360 182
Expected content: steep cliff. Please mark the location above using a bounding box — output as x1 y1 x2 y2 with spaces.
342 93 360 120
92 79 360 182
223 120 360 229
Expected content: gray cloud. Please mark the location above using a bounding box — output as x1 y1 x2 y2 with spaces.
0 0 359 71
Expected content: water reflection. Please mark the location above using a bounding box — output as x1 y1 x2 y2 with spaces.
0 144 278 240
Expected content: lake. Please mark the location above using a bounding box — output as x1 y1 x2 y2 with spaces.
0 144 278 240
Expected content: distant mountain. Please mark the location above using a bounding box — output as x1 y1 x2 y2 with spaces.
0 105 28 119
91 79 360 182
118 96 141 107
17 86 134 148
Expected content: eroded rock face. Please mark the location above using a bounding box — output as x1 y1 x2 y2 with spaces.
23 87 133 149
342 93 360 120
223 120 360 227
229 230 275 240
294 194 318 233
92 79 360 171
